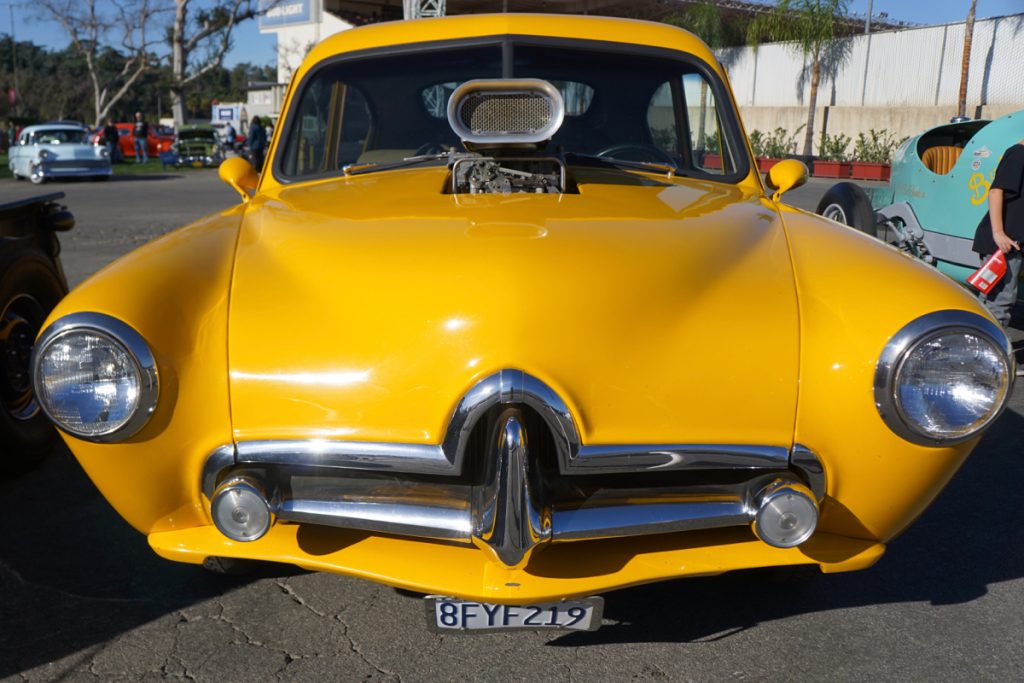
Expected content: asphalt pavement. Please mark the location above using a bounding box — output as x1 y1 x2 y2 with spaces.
0 172 1022 682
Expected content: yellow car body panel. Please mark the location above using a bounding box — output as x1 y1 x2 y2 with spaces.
229 170 799 446
37 13 1008 605
43 209 244 533
149 525 885 605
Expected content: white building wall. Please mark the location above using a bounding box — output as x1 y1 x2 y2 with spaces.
720 13 1024 150
262 11 353 84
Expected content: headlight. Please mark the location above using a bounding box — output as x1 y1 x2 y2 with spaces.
38 149 53 161
98 146 109 158
32 313 158 442
875 310 1012 445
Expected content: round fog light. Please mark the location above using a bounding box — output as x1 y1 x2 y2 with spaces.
752 480 818 548
211 478 273 542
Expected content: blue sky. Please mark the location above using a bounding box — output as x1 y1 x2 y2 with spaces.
5 1 1023 69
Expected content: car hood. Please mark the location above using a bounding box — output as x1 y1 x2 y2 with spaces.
227 168 799 448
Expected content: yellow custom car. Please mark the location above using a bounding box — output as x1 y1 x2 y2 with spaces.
31 14 1013 632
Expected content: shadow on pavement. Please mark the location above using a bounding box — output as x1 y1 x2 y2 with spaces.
1 396 1022 671
0 446 293 677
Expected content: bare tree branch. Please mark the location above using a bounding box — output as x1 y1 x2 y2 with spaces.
36 0 164 127
167 0 270 124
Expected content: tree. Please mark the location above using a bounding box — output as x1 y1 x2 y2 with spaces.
167 0 269 124
36 0 162 127
748 0 851 157
957 0 978 119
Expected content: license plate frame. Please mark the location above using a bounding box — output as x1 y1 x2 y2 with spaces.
425 596 604 633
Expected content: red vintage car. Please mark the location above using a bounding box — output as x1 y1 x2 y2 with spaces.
92 123 174 159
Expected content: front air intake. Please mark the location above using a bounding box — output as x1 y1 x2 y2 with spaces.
447 79 565 148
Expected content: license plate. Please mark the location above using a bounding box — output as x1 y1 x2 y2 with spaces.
192 161 203 168
426 596 603 632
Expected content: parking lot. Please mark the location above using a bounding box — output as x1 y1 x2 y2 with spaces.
1 172 1022 682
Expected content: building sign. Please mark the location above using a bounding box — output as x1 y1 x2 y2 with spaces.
259 0 319 29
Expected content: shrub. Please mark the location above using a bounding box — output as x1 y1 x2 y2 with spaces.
703 131 721 154
853 129 906 164
749 126 804 158
818 131 851 162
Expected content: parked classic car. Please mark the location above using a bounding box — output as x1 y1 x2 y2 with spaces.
0 193 72 475
173 124 223 167
816 110 1024 285
90 123 174 160
9 124 112 184
31 15 1014 632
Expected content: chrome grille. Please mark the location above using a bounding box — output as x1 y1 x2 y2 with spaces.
459 92 553 136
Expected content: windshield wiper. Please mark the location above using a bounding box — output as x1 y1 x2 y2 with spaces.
342 152 452 177
562 152 682 179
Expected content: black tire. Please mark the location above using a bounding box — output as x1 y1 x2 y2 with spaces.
0 248 67 476
816 182 876 236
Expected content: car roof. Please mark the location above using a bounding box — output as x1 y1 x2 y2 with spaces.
23 124 87 133
299 13 718 82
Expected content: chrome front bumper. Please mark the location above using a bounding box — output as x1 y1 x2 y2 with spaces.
38 163 112 178
203 370 825 567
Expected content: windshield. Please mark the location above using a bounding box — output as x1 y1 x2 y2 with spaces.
32 129 89 144
277 39 746 181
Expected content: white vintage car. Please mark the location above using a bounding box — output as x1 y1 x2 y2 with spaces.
9 124 112 184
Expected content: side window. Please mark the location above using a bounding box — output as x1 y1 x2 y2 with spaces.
647 73 736 176
283 80 371 175
647 83 677 154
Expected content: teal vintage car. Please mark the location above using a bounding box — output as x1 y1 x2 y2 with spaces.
817 110 1024 285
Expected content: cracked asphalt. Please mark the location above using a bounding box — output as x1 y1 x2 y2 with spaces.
1 173 1022 681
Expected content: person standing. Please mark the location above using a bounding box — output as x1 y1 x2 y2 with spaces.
224 122 237 154
972 140 1024 328
247 116 267 172
101 118 121 162
133 111 149 163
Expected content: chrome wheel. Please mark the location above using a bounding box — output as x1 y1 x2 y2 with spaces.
28 163 45 185
820 202 848 225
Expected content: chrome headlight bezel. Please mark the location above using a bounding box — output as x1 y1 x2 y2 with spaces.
874 310 1013 446
31 312 159 443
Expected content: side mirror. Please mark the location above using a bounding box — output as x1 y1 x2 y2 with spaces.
764 159 809 202
219 156 259 202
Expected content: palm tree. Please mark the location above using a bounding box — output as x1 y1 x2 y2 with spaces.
957 0 978 119
748 0 851 157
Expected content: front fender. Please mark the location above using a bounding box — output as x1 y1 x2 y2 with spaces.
781 207 997 543
40 207 246 534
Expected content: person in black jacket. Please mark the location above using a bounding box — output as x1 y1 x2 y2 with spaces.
972 140 1024 327
101 118 121 162
247 116 267 172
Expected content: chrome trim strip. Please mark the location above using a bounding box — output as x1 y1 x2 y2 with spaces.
237 440 450 473
790 444 826 501
552 499 750 541
31 311 159 443
571 444 790 473
874 309 1013 446
278 500 472 541
447 79 565 146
